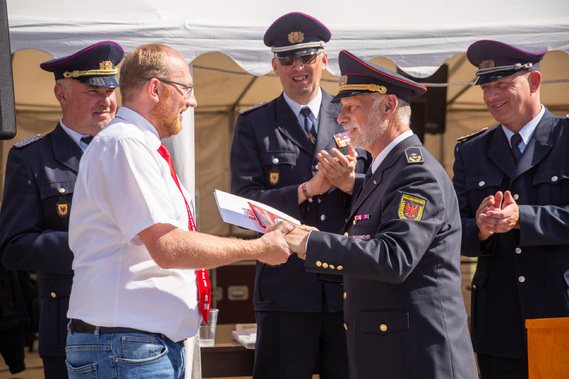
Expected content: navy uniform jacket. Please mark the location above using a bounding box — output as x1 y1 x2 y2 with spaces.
305 135 478 378
230 91 371 312
0 124 80 357
453 108 569 359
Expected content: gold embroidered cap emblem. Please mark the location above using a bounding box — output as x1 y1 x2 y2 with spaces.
288 31 305 44
480 59 495 69
99 60 113 70
339 75 348 86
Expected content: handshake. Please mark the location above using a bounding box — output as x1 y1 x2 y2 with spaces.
236 146 357 266
256 222 318 265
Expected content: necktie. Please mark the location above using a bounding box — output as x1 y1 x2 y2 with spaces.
363 166 372 186
80 135 93 148
353 166 372 204
157 144 211 323
300 107 316 144
510 133 523 163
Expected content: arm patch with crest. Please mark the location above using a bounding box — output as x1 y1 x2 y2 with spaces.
398 194 426 220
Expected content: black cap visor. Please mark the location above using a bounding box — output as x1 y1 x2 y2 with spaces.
331 90 375 103
74 75 119 88
274 47 321 59
474 69 526 85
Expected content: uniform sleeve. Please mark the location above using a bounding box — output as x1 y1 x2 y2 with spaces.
0 148 74 274
452 143 489 257
230 114 302 219
518 204 569 246
306 163 451 283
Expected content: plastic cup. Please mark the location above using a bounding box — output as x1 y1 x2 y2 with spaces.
199 309 219 347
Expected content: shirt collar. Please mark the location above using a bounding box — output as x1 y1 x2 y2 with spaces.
283 88 323 121
113 107 162 150
501 105 545 151
59 120 92 151
370 130 414 174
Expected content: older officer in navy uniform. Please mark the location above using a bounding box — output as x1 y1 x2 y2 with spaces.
284 50 478 379
0 41 123 379
453 40 569 378
230 12 371 379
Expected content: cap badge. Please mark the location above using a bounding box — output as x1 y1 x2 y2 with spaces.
99 60 114 70
480 59 495 69
339 75 348 86
288 31 305 44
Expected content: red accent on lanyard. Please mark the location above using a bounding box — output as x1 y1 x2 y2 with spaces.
157 144 211 323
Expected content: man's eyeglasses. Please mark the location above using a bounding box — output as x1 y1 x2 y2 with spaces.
141 78 193 99
277 52 321 67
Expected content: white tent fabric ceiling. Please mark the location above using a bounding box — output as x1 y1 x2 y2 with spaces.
5 0 569 236
8 0 569 77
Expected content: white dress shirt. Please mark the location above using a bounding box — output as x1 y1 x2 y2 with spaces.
283 88 323 134
68 106 199 342
501 105 545 153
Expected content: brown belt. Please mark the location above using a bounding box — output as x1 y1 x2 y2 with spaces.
69 318 164 338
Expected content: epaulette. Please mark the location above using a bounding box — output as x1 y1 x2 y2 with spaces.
239 102 268 115
12 135 43 149
404 146 424 164
456 128 488 143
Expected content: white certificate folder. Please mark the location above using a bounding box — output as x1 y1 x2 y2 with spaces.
214 189 300 234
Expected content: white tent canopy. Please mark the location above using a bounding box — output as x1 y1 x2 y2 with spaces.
5 0 569 236
8 0 569 77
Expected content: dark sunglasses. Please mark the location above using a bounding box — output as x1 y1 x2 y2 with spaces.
277 52 321 67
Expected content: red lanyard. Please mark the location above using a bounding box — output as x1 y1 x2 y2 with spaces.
157 144 211 323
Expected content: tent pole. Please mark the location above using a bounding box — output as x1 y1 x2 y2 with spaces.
231 76 259 112
448 84 474 107
228 76 259 136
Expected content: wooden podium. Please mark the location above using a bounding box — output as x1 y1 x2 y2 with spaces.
526 317 569 378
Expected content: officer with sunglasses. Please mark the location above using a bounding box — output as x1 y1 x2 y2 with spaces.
230 12 371 379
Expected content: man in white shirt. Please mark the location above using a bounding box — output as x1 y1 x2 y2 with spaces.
65 43 292 378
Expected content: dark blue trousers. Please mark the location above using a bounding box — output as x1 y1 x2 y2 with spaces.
253 308 348 379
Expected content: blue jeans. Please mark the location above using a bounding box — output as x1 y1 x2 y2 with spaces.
65 326 185 378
